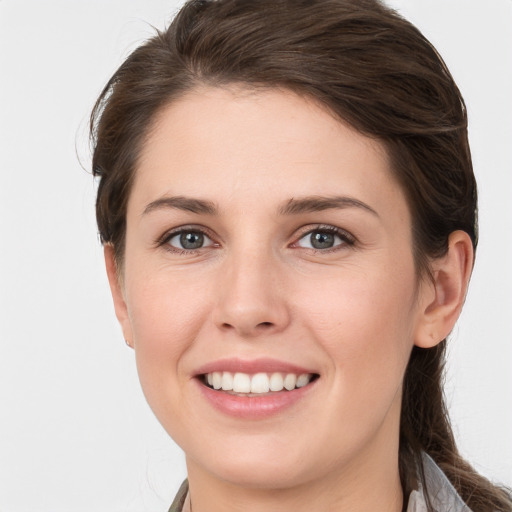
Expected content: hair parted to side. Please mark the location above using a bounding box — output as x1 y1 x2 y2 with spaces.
90 0 511 510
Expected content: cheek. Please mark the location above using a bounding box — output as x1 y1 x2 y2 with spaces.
124 268 219 443
299 265 417 399
125 268 213 392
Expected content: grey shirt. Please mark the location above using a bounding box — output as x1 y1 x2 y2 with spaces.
407 453 471 512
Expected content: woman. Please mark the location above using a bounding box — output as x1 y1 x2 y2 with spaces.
90 0 512 510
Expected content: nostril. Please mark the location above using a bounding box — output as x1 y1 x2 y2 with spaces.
218 320 279 335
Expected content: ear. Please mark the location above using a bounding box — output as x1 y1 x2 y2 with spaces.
104 245 134 348
414 231 474 348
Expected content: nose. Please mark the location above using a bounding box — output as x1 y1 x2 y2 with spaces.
212 249 291 338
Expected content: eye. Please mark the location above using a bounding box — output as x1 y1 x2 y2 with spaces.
166 230 215 251
295 227 353 250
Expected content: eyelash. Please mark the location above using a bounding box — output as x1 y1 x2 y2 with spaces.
156 224 356 255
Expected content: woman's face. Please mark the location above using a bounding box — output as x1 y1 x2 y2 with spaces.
111 87 431 489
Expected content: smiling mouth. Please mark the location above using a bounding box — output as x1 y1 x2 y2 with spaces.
200 371 319 396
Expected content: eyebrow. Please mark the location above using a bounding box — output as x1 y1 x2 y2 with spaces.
279 195 379 217
142 194 378 217
143 196 217 216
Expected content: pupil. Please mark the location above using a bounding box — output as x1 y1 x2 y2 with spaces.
180 232 204 249
311 231 334 249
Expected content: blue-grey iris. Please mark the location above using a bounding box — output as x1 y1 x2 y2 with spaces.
180 232 204 249
310 231 335 249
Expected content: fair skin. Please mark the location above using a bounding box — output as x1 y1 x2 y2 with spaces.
105 87 473 512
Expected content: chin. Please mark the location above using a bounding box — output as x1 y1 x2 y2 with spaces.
182 436 307 489
185 431 333 490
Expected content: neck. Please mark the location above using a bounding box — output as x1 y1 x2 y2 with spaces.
185 441 404 512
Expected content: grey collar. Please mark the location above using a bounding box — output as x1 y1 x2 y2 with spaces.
407 453 472 512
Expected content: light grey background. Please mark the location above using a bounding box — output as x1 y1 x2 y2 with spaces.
0 1 510 511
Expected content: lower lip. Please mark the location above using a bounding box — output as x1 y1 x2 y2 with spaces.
196 378 318 419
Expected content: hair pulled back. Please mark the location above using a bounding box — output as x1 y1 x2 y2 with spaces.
90 1 511 510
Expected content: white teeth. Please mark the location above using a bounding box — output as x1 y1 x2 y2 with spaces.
269 372 284 391
251 373 270 393
205 371 315 393
212 371 222 390
233 372 251 393
284 373 297 391
221 372 233 391
296 373 311 388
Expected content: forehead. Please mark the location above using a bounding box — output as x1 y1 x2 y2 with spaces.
131 86 407 222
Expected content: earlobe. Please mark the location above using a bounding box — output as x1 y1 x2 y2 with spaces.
104 245 134 348
414 231 474 349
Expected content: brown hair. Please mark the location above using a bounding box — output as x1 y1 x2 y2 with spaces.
90 0 511 510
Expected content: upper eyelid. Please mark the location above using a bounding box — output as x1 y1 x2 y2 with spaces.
157 224 218 245
293 224 356 242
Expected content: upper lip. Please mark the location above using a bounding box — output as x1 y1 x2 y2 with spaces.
194 358 318 376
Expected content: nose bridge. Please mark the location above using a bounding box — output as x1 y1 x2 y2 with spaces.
213 240 289 337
